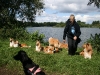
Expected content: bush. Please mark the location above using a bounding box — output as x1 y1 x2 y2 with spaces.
0 28 30 40
31 31 45 42
87 33 100 53
0 28 45 42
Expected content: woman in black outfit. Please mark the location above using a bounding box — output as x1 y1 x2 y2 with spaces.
63 14 81 55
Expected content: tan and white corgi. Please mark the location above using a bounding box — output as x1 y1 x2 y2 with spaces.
80 43 93 59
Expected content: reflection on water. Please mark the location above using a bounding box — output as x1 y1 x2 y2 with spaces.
26 27 100 47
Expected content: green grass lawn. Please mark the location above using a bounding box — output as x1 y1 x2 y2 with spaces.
0 39 100 75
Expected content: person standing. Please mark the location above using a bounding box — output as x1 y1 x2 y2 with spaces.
63 14 81 55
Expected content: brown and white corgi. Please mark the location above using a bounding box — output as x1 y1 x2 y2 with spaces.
48 37 60 52
43 46 54 54
36 40 43 52
36 40 59 54
48 37 59 48
80 43 93 59
9 38 31 48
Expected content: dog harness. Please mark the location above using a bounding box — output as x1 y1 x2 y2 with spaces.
29 66 41 75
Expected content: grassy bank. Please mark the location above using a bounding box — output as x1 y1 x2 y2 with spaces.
0 39 100 75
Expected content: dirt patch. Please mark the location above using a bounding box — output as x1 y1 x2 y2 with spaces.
0 66 22 75
0 66 61 75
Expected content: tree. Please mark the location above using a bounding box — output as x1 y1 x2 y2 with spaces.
88 0 100 8
0 0 44 28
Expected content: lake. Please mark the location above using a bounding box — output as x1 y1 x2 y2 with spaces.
26 27 100 47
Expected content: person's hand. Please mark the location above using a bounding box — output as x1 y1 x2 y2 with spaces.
63 40 66 43
73 36 77 40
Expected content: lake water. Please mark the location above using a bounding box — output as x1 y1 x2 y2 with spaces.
26 27 100 47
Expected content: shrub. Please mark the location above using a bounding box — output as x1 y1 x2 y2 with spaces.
0 28 30 40
0 28 45 42
87 33 100 53
31 31 45 42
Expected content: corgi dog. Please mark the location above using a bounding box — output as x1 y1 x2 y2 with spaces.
43 46 55 54
80 43 93 59
35 40 59 54
9 38 31 48
35 40 54 54
44 46 59 54
48 37 59 48
10 38 18 47
59 42 68 49
48 37 60 53
36 40 43 52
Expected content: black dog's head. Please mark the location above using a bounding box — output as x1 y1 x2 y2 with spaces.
13 50 46 75
14 50 29 62
13 50 36 68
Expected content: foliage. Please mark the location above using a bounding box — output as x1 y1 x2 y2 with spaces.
31 31 45 42
92 21 100 25
87 33 100 53
0 0 44 28
0 28 45 42
0 28 30 40
77 20 90 27
88 0 100 8
91 21 100 28
54 22 65 27
25 22 58 27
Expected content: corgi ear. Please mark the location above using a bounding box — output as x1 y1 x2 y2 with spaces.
86 43 90 48
86 43 90 46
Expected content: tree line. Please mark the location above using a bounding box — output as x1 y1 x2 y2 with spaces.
24 20 100 28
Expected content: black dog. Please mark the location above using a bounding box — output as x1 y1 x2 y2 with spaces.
13 50 46 75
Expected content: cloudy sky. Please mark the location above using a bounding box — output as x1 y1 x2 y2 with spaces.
35 0 100 24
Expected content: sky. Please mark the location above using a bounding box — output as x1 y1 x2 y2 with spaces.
35 0 100 24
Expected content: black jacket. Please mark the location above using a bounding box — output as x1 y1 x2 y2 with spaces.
63 19 81 40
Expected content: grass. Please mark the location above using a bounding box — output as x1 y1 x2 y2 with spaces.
0 39 100 75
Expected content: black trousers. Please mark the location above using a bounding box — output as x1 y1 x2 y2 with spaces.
67 37 78 55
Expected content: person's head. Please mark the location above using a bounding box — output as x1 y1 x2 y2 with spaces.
69 14 75 23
